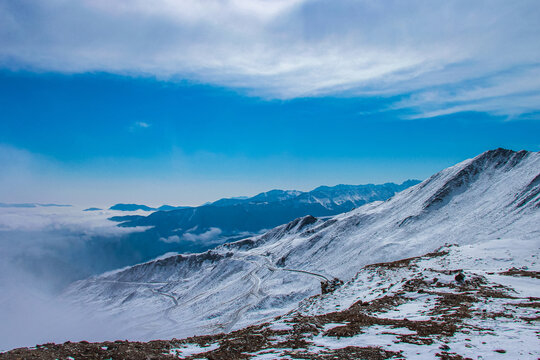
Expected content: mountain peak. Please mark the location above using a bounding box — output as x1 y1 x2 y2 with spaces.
109 203 156 211
423 148 534 211
473 147 530 168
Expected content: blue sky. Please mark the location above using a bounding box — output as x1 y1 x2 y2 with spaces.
0 0 539 206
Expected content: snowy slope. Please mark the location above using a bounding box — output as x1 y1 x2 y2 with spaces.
64 148 540 346
8 238 539 359
283 238 540 359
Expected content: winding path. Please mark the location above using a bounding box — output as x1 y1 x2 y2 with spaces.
223 259 264 332
221 255 332 332
150 289 180 325
90 254 333 333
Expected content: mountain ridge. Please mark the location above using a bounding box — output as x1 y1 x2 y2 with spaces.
109 180 420 250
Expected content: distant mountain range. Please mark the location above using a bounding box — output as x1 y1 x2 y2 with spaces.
107 181 420 213
109 180 420 248
0 203 71 208
108 204 190 211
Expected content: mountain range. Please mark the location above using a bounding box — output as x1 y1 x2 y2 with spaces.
109 180 420 248
108 204 190 211
0 203 71 208
12 180 421 294
61 148 539 357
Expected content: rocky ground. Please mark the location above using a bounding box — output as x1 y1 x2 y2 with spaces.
2 240 539 360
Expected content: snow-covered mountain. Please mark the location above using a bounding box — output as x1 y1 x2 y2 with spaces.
209 181 419 208
294 180 420 208
210 189 304 206
65 148 539 348
110 180 419 252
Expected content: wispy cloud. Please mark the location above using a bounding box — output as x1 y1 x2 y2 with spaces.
129 121 151 131
182 227 222 242
396 65 540 119
160 227 223 243
159 234 181 243
1 0 539 117
134 121 150 128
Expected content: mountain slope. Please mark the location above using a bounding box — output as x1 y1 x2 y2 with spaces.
64 148 540 345
13 238 537 359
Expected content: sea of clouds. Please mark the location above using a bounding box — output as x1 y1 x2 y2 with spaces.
0 205 151 350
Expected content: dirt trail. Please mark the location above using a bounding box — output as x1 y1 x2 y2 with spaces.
257 254 331 281
281 268 330 281
223 259 264 332
90 280 169 285
85 254 333 334
222 255 334 333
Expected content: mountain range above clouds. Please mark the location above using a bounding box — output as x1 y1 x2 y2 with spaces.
27 147 536 360
2 0 539 357
106 181 420 212
108 180 420 251
0 179 422 310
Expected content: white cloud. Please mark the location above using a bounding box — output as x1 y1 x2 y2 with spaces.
1 0 539 117
0 203 154 349
0 205 150 236
160 227 222 243
396 65 540 119
129 121 151 132
160 234 181 243
135 121 150 128
0 263 125 350
182 227 223 242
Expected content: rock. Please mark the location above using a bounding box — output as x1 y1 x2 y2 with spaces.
320 278 344 294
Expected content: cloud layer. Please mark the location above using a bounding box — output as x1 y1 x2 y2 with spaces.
0 205 153 349
1 0 539 117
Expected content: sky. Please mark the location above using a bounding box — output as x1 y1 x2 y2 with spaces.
0 0 539 206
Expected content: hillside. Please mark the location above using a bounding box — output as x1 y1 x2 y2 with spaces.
4 239 538 359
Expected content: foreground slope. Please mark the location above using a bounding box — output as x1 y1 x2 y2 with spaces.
5 239 538 359
63 148 539 344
